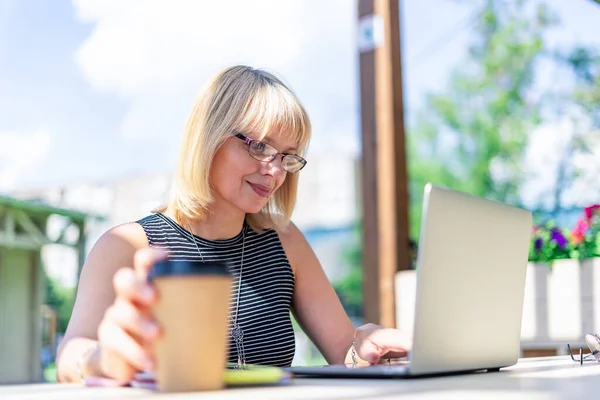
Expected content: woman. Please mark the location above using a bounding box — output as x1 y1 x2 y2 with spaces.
56 65 411 383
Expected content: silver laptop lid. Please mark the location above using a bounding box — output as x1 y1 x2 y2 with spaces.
409 184 532 375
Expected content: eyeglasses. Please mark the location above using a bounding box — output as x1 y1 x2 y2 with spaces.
233 132 307 173
567 334 600 365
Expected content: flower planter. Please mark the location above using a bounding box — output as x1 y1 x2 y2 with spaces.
395 258 600 354
580 257 600 333
546 259 582 340
520 262 549 341
523 258 600 342
394 270 416 333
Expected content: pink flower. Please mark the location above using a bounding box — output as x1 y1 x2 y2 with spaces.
576 218 589 233
572 230 585 245
572 218 590 245
584 205 600 220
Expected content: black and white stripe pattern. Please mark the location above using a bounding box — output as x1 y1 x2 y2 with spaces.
137 213 296 367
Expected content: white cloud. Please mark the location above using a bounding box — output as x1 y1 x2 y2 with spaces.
72 0 359 156
0 129 53 192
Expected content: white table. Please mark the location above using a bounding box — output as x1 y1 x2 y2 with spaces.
1 356 599 399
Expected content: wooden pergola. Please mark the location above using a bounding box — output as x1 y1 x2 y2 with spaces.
358 0 410 328
0 196 92 383
0 195 89 263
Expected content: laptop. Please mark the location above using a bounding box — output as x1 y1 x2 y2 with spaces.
287 183 533 378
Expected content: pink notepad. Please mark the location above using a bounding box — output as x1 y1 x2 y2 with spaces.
83 373 157 389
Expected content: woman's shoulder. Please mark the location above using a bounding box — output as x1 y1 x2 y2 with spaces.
274 221 313 272
80 221 149 277
95 221 150 252
274 221 304 243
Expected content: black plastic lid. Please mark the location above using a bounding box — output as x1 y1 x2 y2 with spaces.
148 260 231 281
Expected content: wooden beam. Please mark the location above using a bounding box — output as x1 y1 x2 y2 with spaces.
30 251 43 382
54 219 73 245
13 210 47 246
358 0 410 328
0 233 41 250
76 221 87 285
1 210 81 249
0 195 90 224
5 209 16 243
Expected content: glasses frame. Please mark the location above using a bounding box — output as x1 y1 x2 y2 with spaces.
233 132 307 173
567 343 600 365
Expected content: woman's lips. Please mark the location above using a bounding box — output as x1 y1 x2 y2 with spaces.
248 182 272 197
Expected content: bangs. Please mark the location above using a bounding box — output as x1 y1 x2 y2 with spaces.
235 83 311 153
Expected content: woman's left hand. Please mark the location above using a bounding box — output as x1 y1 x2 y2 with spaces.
353 323 412 364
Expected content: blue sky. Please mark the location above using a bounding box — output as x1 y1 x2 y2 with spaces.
1 0 599 207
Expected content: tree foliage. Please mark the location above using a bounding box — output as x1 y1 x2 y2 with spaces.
335 0 600 316
44 274 75 334
332 224 363 318
408 0 557 240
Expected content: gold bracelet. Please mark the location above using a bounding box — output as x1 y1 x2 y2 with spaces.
76 343 99 382
351 329 358 367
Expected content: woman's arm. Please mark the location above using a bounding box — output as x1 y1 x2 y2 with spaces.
279 222 411 365
278 222 356 365
56 222 148 382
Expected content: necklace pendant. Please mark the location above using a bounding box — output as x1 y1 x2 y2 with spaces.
231 324 244 343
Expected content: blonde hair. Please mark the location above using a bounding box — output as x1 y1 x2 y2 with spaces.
157 65 311 231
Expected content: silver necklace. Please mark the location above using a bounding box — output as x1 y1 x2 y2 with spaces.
185 219 247 369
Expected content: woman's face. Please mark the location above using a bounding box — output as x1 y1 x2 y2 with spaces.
210 131 298 214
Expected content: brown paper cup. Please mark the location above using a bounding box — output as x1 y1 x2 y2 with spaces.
149 260 232 392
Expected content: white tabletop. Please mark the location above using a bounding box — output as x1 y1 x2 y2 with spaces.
2 356 599 399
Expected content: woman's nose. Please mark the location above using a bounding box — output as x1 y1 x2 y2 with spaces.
261 155 286 176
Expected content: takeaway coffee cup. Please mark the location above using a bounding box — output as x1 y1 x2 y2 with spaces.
148 259 232 392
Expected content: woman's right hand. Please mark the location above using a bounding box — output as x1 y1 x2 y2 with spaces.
95 248 167 382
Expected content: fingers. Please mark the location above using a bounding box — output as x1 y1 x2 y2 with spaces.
381 350 408 360
355 326 412 364
113 267 156 307
355 338 387 364
113 247 168 306
355 339 407 364
367 328 413 353
98 320 154 380
105 299 160 342
133 247 168 281
95 248 167 382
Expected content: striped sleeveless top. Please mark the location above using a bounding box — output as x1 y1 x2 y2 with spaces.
136 213 296 367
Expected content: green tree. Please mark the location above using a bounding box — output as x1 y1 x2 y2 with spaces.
336 0 600 315
407 0 556 240
547 45 600 213
332 224 363 318
563 46 600 122
44 274 75 334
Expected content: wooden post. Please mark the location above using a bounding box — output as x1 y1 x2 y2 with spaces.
76 220 87 284
358 0 410 328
